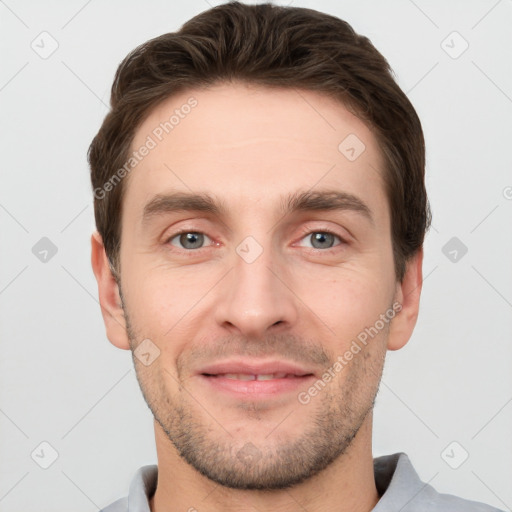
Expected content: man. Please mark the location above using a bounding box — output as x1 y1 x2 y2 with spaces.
89 2 502 511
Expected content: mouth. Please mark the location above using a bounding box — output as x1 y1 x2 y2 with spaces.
198 373 315 397
196 359 316 397
202 372 310 381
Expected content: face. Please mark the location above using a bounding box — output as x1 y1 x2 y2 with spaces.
93 82 421 490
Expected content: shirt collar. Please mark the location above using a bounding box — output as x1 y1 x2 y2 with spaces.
372 452 427 511
126 452 419 511
128 464 157 512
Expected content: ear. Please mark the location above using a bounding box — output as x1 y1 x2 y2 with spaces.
387 247 424 351
90 231 130 350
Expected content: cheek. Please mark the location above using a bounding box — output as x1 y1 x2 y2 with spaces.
292 265 394 343
121 263 219 349
119 268 174 340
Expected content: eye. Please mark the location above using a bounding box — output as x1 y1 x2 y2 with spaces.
167 231 213 250
297 230 344 250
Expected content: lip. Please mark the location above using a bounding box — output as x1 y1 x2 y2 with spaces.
197 358 316 378
198 373 316 396
196 358 316 398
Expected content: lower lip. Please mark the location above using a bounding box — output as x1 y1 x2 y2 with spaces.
198 374 316 397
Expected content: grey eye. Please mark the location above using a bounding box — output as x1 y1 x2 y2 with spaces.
306 232 340 249
169 232 211 250
311 231 336 249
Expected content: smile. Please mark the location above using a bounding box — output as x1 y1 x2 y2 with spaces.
205 373 307 381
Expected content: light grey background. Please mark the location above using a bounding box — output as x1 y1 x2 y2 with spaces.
1 0 511 511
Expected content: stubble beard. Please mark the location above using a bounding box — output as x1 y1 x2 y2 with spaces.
121 293 387 490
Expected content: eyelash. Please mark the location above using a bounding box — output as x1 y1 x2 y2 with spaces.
165 227 347 254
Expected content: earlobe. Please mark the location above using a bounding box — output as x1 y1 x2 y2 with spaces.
387 248 424 351
90 231 130 350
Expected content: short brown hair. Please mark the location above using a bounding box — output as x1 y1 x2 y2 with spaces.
88 1 431 282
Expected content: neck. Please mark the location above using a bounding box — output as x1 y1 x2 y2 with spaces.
150 413 379 512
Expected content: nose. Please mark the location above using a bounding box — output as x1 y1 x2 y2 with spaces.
214 239 299 339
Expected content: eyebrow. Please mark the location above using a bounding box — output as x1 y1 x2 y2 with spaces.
283 189 374 225
142 189 374 226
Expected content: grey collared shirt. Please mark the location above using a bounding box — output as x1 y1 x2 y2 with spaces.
100 452 503 511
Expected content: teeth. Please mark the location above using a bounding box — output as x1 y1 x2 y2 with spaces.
258 372 289 380
220 373 291 380
224 373 256 380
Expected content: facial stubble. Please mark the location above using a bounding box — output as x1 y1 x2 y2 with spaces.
119 285 388 490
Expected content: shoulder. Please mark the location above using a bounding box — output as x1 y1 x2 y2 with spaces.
373 453 504 512
99 496 127 512
420 488 504 512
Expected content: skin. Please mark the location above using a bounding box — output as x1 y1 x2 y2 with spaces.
91 82 423 512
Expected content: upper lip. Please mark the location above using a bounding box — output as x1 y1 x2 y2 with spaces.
198 359 315 377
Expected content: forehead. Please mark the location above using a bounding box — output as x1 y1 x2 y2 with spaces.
125 82 387 222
